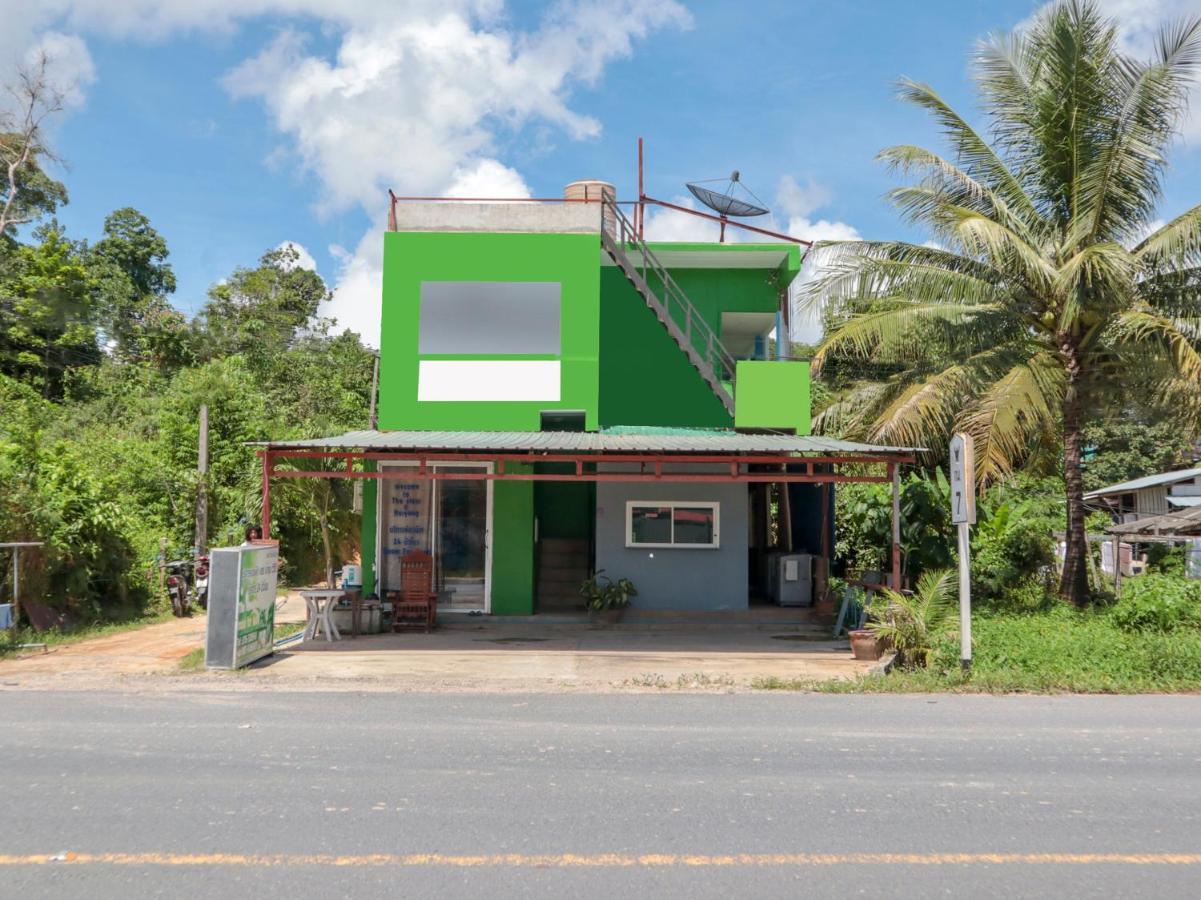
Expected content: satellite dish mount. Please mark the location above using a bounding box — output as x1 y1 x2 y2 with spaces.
685 170 770 243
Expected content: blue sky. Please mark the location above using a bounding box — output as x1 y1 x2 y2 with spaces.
7 0 1201 344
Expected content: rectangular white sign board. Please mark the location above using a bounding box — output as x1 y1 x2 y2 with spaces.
205 542 279 669
949 433 977 525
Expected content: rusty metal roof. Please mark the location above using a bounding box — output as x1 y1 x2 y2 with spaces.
255 427 916 456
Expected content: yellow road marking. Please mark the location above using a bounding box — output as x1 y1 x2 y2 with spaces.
0 852 1199 867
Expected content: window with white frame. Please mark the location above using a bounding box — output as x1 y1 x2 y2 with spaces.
625 501 720 549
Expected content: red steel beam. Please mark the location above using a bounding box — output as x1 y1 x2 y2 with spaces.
268 469 888 484
263 449 915 466
641 196 814 247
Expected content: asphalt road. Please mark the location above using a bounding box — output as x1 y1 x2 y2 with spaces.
1 692 1199 898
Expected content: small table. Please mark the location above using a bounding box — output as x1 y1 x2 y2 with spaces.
299 590 344 642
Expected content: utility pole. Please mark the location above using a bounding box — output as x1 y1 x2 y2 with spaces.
369 353 380 429
949 433 977 673
195 404 208 561
354 354 380 516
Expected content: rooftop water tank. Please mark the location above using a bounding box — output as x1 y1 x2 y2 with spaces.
564 180 616 237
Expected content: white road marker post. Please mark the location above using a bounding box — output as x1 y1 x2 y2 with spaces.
949 433 976 674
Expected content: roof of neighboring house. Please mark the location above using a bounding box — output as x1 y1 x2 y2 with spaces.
1108 505 1201 536
1084 467 1201 500
255 426 917 456
1168 496 1201 508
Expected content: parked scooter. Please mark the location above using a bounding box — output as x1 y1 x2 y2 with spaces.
194 555 210 609
165 559 193 617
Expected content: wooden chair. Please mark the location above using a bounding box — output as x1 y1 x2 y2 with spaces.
390 550 437 633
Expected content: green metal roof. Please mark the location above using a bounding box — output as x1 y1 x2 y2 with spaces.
257 427 915 456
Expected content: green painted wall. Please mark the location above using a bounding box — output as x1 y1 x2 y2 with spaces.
645 243 802 337
378 230 601 431
491 465 534 615
733 360 811 434
598 267 733 428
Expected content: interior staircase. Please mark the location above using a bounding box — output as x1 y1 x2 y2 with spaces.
536 538 590 613
600 199 737 416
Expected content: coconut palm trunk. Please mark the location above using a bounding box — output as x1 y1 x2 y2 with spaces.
800 1 1201 605
1060 356 1089 604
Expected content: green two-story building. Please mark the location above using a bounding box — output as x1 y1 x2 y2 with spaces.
260 185 910 616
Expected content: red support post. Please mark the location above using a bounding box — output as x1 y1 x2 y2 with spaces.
261 451 272 539
637 136 645 241
890 463 902 590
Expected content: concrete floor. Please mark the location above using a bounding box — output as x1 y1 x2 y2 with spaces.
0 597 873 692
255 617 872 691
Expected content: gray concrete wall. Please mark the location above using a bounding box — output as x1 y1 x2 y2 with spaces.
393 201 601 234
595 468 748 610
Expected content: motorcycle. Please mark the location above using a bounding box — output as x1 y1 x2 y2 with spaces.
165 555 209 617
165 559 193 617
194 555 210 609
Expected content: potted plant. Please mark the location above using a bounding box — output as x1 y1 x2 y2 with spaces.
846 629 879 660
864 569 956 668
815 575 845 618
579 570 637 625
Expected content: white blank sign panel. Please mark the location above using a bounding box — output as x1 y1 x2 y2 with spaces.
418 360 561 402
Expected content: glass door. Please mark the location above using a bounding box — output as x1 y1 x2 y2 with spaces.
433 466 490 610
379 462 491 612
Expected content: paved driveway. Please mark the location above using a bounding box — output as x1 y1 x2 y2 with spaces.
0 604 870 692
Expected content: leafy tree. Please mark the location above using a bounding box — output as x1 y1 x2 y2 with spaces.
87 207 186 367
0 223 99 397
194 245 330 367
1082 416 1196 491
801 1 1201 604
0 53 67 241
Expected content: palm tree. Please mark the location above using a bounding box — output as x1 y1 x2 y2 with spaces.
800 1 1201 605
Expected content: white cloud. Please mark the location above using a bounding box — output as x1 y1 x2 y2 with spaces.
323 233 382 343
23 31 95 109
774 175 862 345
4 1 691 347
442 159 532 199
275 240 317 271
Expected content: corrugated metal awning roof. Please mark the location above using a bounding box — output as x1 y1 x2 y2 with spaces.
1108 505 1201 536
1085 466 1201 499
255 427 916 456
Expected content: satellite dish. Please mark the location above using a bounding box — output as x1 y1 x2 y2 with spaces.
684 171 769 241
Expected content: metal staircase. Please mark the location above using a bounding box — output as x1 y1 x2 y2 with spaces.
600 199 736 415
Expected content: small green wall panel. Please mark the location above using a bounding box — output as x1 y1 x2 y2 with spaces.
491 467 535 615
378 231 600 432
733 360 811 435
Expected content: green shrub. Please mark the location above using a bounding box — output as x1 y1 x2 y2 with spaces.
866 568 957 668
1110 575 1201 633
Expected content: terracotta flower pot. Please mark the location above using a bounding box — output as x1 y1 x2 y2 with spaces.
848 629 883 661
588 607 625 625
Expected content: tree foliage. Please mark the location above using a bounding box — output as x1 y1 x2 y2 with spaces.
0 216 374 620
801 1 1201 604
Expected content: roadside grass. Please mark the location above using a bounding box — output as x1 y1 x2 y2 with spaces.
0 608 175 660
176 621 306 673
754 604 1201 694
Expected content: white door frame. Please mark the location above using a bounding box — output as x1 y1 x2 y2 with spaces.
376 460 493 613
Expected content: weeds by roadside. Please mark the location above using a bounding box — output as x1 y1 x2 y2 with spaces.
624 672 737 690
754 604 1201 694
